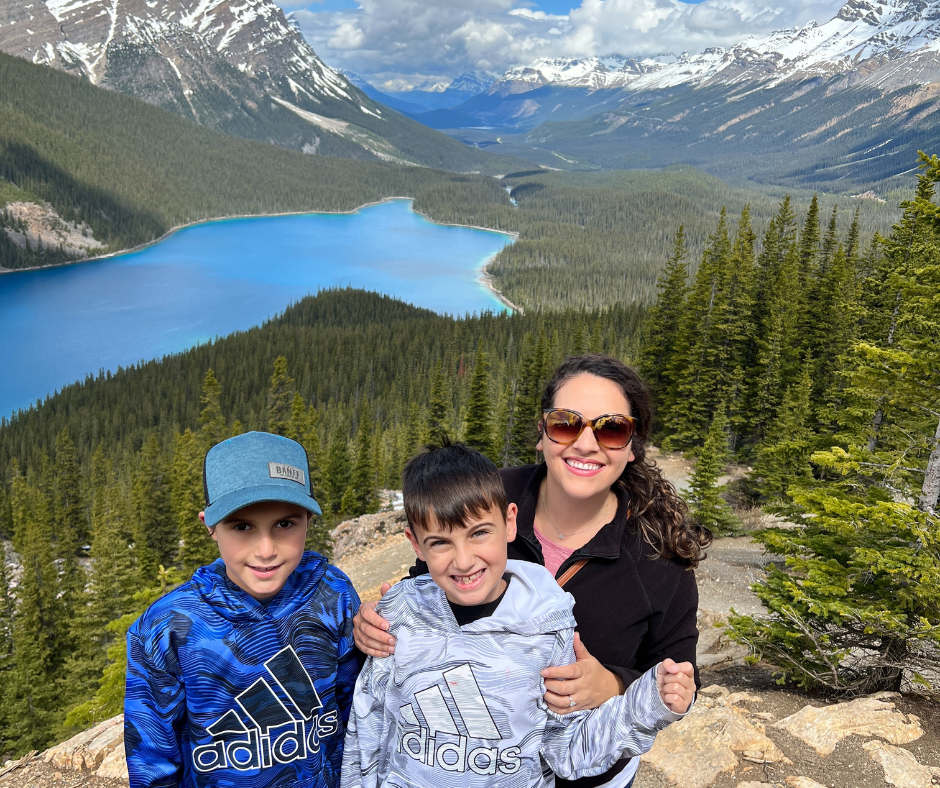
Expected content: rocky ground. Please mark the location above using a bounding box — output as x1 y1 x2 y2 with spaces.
3 450 937 788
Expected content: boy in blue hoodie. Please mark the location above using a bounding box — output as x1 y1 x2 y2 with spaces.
125 431 361 788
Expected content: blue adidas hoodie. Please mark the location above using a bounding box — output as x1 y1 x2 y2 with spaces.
125 552 361 788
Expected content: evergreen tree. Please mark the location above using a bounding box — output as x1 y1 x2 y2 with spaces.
4 471 61 753
349 404 379 516
63 461 140 717
174 429 217 574
463 342 494 459
686 410 737 534
53 429 87 635
751 364 814 501
427 359 451 443
729 154 940 695
508 329 546 465
640 226 689 400
199 368 226 450
321 432 351 517
131 433 175 577
266 356 295 436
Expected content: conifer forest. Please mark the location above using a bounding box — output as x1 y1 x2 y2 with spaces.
1 69 939 755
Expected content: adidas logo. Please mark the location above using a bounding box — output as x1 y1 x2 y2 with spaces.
397 663 522 776
192 646 338 773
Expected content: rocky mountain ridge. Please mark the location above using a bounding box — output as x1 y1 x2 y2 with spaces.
0 0 518 171
492 0 940 96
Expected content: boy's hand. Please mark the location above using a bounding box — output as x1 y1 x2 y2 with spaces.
656 659 695 714
353 583 395 657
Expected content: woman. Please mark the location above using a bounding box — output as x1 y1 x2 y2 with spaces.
354 354 711 787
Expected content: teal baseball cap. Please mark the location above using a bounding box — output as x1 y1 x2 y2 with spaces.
202 431 321 527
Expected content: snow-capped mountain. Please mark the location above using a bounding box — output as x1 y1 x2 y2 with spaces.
493 0 940 95
0 0 353 102
0 0 509 170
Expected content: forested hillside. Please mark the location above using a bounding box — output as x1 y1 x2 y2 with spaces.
0 288 642 755
639 154 940 695
0 51 902 312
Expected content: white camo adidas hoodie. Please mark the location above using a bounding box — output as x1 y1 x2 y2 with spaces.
341 559 685 788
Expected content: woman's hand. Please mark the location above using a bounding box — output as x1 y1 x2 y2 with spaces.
353 582 395 657
541 633 623 715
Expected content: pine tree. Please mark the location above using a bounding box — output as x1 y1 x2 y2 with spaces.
687 410 737 534
4 472 61 753
131 433 175 578
427 359 451 443
640 226 689 401
463 342 494 459
729 154 940 695
174 429 217 574
199 368 226 450
508 329 546 465
266 356 295 436
63 461 140 717
751 363 814 501
321 431 351 517
53 429 87 635
349 404 379 516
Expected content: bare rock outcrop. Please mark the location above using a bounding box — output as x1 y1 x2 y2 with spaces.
640 684 791 788
863 740 940 788
773 692 924 756
43 714 127 779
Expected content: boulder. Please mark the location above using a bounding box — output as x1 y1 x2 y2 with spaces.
330 510 408 562
696 609 749 669
44 714 124 772
863 740 940 788
774 693 924 756
641 702 791 788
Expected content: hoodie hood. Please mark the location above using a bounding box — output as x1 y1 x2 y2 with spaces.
381 559 576 636
191 550 328 623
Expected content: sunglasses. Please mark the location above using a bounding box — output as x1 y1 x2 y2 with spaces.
541 408 637 450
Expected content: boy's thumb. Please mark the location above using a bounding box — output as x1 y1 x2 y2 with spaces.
380 582 392 597
659 658 676 675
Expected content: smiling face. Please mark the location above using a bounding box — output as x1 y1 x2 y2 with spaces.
203 500 309 600
406 502 518 607
537 372 635 504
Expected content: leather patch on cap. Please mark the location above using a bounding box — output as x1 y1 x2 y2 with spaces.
268 462 305 485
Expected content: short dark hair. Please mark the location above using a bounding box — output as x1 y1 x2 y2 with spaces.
402 443 508 532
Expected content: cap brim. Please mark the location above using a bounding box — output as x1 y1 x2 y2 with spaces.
203 483 322 526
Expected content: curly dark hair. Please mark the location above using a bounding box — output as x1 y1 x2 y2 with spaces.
540 354 711 568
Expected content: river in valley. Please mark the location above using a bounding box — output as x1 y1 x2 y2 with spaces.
0 199 513 419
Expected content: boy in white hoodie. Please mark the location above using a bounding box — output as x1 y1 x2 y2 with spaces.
341 443 694 788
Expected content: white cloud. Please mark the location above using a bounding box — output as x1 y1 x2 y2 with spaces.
289 0 846 88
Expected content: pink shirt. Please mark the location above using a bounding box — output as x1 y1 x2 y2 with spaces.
534 524 575 577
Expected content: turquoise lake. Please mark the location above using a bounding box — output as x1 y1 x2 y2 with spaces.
0 199 513 419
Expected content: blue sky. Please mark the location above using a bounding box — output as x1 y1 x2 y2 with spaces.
289 0 846 90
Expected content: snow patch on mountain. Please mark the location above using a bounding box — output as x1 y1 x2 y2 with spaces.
493 0 940 94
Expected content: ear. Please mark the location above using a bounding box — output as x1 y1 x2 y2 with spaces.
535 421 544 453
199 510 207 526
625 440 636 464
404 527 425 561
504 503 518 543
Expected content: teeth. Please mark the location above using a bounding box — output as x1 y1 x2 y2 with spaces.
454 569 484 585
566 458 601 470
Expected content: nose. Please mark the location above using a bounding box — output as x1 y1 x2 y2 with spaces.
571 420 600 453
255 532 277 562
451 540 475 572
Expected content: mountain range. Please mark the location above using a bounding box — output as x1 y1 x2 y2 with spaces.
431 0 940 191
0 0 518 172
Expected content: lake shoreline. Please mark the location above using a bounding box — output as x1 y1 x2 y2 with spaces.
0 197 522 313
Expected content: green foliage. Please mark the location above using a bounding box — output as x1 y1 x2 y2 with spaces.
686 410 738 535
266 356 295 436
64 566 183 731
463 342 495 461
728 153 940 695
